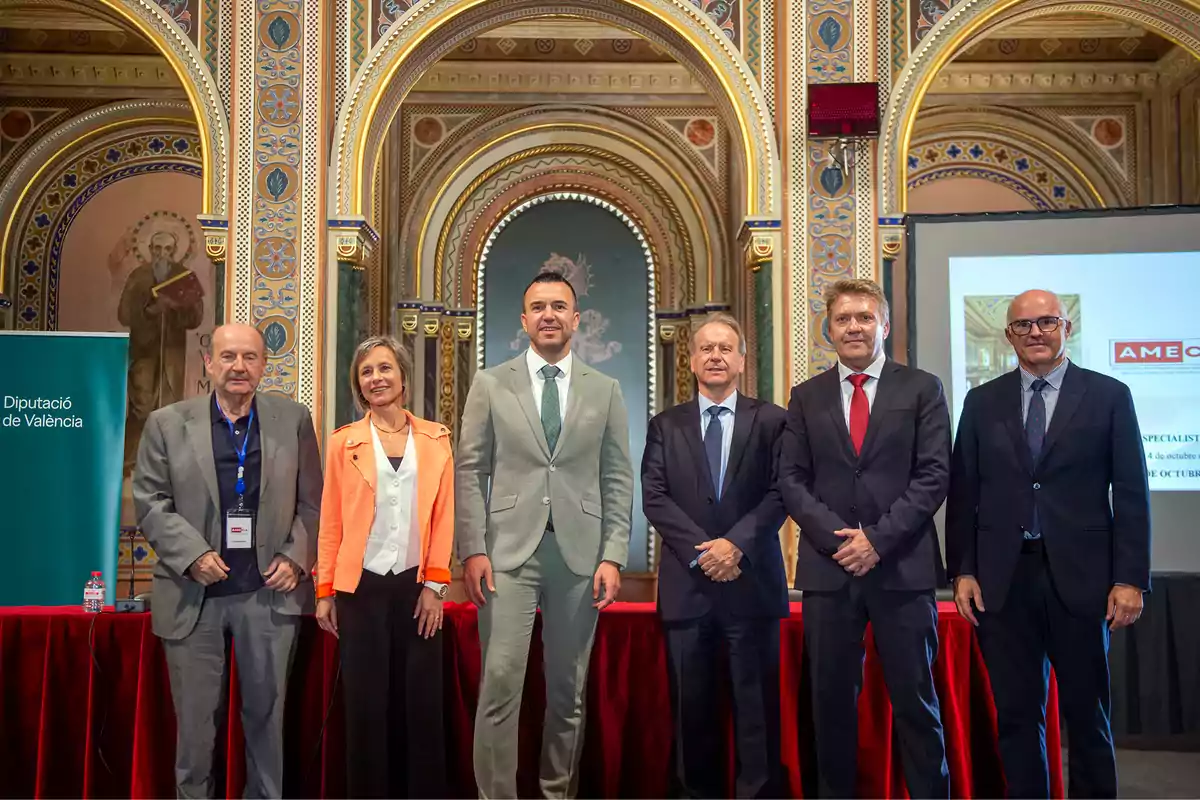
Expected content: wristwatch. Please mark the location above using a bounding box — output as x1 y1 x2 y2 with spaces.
425 580 449 599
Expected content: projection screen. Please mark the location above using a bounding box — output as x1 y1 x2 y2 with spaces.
906 205 1200 575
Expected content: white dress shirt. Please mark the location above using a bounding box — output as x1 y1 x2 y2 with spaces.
836 351 887 430
698 390 738 491
362 423 422 577
527 347 572 420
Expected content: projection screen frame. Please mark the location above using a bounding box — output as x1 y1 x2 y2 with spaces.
903 203 1200 576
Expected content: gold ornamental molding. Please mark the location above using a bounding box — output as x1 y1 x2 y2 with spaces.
878 0 1200 217
0 0 229 217
332 0 780 222
411 61 705 94
0 0 233 218
0 53 181 91
928 62 1164 95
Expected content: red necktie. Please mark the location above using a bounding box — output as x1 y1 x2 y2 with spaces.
848 373 870 455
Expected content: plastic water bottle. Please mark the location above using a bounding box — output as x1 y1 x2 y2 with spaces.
83 571 104 613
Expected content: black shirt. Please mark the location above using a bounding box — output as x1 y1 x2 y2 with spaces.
207 394 265 598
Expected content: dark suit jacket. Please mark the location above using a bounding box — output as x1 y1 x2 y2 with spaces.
780 360 950 592
642 394 789 622
946 363 1151 617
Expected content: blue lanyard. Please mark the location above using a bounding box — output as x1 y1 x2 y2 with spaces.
224 407 254 505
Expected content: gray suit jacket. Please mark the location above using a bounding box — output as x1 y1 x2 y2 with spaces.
455 353 634 575
133 392 323 640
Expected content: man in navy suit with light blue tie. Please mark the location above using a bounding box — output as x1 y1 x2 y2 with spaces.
643 312 789 798
947 289 1150 798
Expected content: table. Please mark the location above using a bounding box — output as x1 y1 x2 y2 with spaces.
0 602 1061 798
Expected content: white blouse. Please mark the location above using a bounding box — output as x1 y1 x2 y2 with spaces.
361 422 421 577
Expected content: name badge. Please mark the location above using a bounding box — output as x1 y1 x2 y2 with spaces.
225 509 254 550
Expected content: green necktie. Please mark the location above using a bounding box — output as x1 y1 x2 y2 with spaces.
539 363 562 453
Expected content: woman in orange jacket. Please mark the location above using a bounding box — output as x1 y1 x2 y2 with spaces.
315 335 453 798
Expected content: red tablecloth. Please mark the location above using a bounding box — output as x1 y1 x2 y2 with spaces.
0 602 1061 798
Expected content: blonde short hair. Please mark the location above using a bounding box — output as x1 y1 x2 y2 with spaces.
349 335 413 412
824 278 890 326
690 312 746 356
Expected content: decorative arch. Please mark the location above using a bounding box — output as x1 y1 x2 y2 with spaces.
6 121 202 329
879 0 1200 216
907 106 1124 210
397 106 725 308
0 101 195 270
330 0 779 224
475 191 656 378
0 0 230 217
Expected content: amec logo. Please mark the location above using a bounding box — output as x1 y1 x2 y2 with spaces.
1111 340 1200 365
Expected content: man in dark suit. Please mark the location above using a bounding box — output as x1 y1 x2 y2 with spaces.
643 312 789 798
947 289 1150 799
780 278 950 798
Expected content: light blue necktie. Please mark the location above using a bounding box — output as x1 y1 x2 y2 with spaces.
704 406 728 500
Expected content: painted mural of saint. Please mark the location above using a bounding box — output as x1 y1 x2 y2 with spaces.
117 230 205 474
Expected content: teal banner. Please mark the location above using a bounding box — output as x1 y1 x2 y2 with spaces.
0 332 129 606
482 198 652 571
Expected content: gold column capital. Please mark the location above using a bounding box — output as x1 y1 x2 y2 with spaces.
739 222 780 273
330 216 379 269
879 217 905 260
420 303 445 337
197 214 229 262
447 308 476 341
397 301 421 334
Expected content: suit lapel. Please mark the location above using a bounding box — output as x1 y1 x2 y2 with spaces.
1001 370 1034 474
858 361 900 462
1039 362 1085 465
554 360 588 458
721 397 757 496
255 393 278 498
508 358 551 459
822 367 856 461
678 400 715 493
185 399 221 513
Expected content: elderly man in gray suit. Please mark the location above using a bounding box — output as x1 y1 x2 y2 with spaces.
457 272 634 799
133 322 322 799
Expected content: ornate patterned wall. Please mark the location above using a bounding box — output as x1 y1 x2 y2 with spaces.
240 0 322 411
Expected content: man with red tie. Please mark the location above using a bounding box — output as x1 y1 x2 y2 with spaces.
780 279 951 798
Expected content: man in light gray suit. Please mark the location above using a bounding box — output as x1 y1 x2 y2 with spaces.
133 323 322 799
457 272 634 799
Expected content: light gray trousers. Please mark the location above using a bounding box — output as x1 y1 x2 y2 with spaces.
474 533 600 799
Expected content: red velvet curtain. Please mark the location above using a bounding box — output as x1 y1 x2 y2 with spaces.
0 603 1061 798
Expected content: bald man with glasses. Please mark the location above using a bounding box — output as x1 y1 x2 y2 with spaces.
946 289 1151 799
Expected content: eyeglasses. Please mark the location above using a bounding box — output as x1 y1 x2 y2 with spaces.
1007 316 1065 336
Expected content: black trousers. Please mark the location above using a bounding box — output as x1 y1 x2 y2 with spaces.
977 543 1116 799
663 612 784 799
804 582 949 799
337 567 446 799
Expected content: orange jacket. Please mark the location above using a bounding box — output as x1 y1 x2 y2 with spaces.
316 411 454 599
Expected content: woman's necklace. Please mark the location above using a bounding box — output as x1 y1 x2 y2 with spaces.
372 418 408 435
